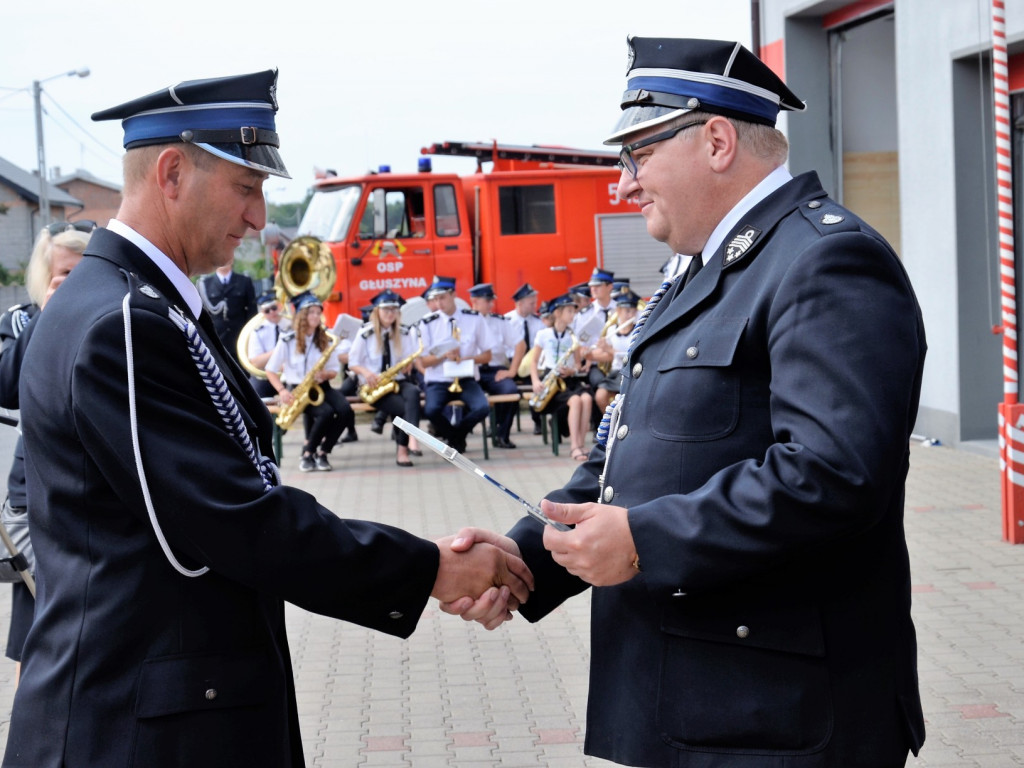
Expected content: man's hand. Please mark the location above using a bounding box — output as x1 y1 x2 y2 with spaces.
438 528 526 629
431 531 533 619
540 499 638 586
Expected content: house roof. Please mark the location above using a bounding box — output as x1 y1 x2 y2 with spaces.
52 167 122 193
0 156 82 207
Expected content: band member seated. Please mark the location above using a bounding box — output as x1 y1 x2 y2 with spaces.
416 275 491 454
246 291 291 398
505 282 546 435
590 288 640 414
530 292 593 461
265 291 354 472
469 282 525 449
348 289 422 467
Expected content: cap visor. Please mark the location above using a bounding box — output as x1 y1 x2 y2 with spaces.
198 142 291 179
603 106 689 145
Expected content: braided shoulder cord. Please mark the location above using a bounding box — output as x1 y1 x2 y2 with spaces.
595 275 678 447
166 308 279 492
123 294 209 578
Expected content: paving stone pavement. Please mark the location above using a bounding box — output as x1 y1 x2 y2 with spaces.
0 415 1019 766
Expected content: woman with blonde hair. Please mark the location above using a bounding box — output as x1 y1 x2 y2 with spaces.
1 220 93 684
265 292 354 472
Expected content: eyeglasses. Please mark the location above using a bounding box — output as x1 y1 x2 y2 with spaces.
45 220 97 237
617 120 709 180
261 304 280 314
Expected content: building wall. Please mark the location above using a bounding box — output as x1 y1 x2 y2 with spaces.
759 0 1024 447
0 185 73 272
55 179 120 227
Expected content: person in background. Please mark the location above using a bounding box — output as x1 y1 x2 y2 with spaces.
530 293 593 461
505 282 545 435
469 283 524 450
197 254 256 362
266 292 353 472
0 221 92 687
245 290 290 399
416 275 491 454
589 288 640 414
447 36 926 768
348 290 422 467
5 70 535 768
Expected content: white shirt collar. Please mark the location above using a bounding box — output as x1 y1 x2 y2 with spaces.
700 164 793 265
105 219 203 318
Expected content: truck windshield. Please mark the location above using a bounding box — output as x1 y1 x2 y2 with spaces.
297 184 362 243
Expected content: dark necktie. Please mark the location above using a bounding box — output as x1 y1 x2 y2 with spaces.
274 324 280 344
381 331 391 371
523 318 531 346
682 255 704 287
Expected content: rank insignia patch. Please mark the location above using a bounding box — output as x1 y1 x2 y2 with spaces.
723 225 762 266
821 213 845 225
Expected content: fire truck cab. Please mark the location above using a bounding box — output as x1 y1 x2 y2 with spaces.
292 140 672 320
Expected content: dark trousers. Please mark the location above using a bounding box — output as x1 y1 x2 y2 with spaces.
372 380 421 447
302 385 353 455
478 365 518 440
424 379 489 444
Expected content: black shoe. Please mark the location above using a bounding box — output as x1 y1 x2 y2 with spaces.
370 422 384 435
494 437 517 449
533 424 542 435
341 431 358 443
315 453 333 471
450 437 467 454
409 449 423 457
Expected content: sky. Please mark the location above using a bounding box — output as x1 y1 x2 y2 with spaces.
1 0 753 205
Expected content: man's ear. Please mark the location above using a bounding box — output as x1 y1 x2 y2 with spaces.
155 146 186 200
705 116 738 173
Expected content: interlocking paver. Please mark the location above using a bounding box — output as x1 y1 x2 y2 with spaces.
0 420 1020 765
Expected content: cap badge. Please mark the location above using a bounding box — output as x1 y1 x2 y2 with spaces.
625 39 636 74
723 225 762 266
821 213 845 225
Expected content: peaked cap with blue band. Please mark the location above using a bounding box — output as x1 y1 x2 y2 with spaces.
604 37 806 145
425 275 457 299
92 69 290 178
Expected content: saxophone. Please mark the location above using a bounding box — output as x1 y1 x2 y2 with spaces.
276 332 341 430
358 339 424 405
529 331 579 412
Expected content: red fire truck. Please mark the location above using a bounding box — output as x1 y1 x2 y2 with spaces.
277 140 672 321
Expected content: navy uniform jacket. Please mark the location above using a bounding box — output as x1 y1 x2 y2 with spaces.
198 269 256 356
510 172 927 768
4 228 439 768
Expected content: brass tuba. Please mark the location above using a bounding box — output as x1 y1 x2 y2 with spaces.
275 235 336 305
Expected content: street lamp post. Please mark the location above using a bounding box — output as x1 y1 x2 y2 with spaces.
33 67 90 227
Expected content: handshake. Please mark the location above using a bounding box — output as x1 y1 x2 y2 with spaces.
430 528 531 630
429 498 638 630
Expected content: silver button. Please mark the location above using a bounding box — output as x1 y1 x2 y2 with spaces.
686 346 698 359
808 200 822 209
632 362 643 378
736 626 750 639
602 485 615 503
616 424 628 440
205 689 218 701
389 610 404 620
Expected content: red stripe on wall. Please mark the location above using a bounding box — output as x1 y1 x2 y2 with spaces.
822 0 894 30
1010 53 1024 94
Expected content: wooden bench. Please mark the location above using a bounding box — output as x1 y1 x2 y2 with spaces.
266 392 523 461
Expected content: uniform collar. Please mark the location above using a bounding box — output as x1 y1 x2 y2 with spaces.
700 164 791 265
106 219 203 318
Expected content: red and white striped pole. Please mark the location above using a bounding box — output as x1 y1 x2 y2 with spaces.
993 0 1024 543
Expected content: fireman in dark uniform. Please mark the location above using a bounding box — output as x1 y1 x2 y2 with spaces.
446 36 926 768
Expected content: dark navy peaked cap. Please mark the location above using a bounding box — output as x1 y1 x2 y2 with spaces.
371 289 404 308
605 37 806 144
469 283 496 299
512 283 537 302
92 69 290 178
